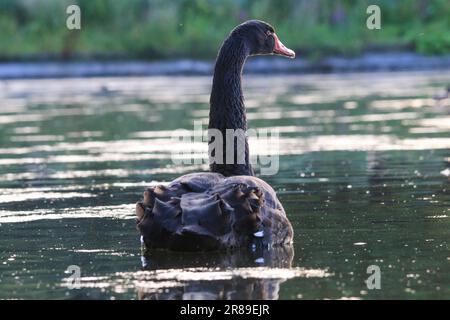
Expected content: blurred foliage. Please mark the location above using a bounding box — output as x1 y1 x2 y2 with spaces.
0 0 449 60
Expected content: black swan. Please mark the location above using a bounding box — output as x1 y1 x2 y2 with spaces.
136 20 295 251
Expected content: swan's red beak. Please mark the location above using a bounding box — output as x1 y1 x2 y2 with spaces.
272 33 295 59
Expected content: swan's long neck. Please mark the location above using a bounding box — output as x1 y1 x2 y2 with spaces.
208 36 254 177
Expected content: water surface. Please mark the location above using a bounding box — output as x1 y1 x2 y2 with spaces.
0 71 449 299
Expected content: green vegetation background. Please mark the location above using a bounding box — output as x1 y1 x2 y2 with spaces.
1 0 450 60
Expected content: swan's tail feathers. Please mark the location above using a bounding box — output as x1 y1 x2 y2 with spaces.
242 186 264 212
137 184 235 251
136 181 275 251
180 194 233 238
221 184 265 237
171 225 221 251
143 187 155 208
135 187 157 227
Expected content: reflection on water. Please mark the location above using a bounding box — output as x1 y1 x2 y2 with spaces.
62 246 330 300
0 71 449 299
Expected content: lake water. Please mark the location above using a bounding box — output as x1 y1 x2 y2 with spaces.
0 71 449 299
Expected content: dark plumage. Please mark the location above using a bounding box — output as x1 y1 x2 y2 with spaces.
136 20 295 251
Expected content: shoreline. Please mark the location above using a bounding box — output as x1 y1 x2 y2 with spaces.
1 52 450 79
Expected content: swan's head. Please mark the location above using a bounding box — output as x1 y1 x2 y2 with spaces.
232 20 295 59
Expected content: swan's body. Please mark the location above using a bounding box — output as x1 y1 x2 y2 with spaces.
138 172 292 250
136 20 295 251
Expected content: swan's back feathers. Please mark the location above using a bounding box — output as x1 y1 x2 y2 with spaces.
137 173 293 251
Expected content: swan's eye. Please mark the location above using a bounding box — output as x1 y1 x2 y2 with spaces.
266 30 272 37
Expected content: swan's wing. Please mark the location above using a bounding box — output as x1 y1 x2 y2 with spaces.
262 208 294 245
171 172 225 192
220 175 283 211
137 173 292 250
152 197 181 233
180 193 232 236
